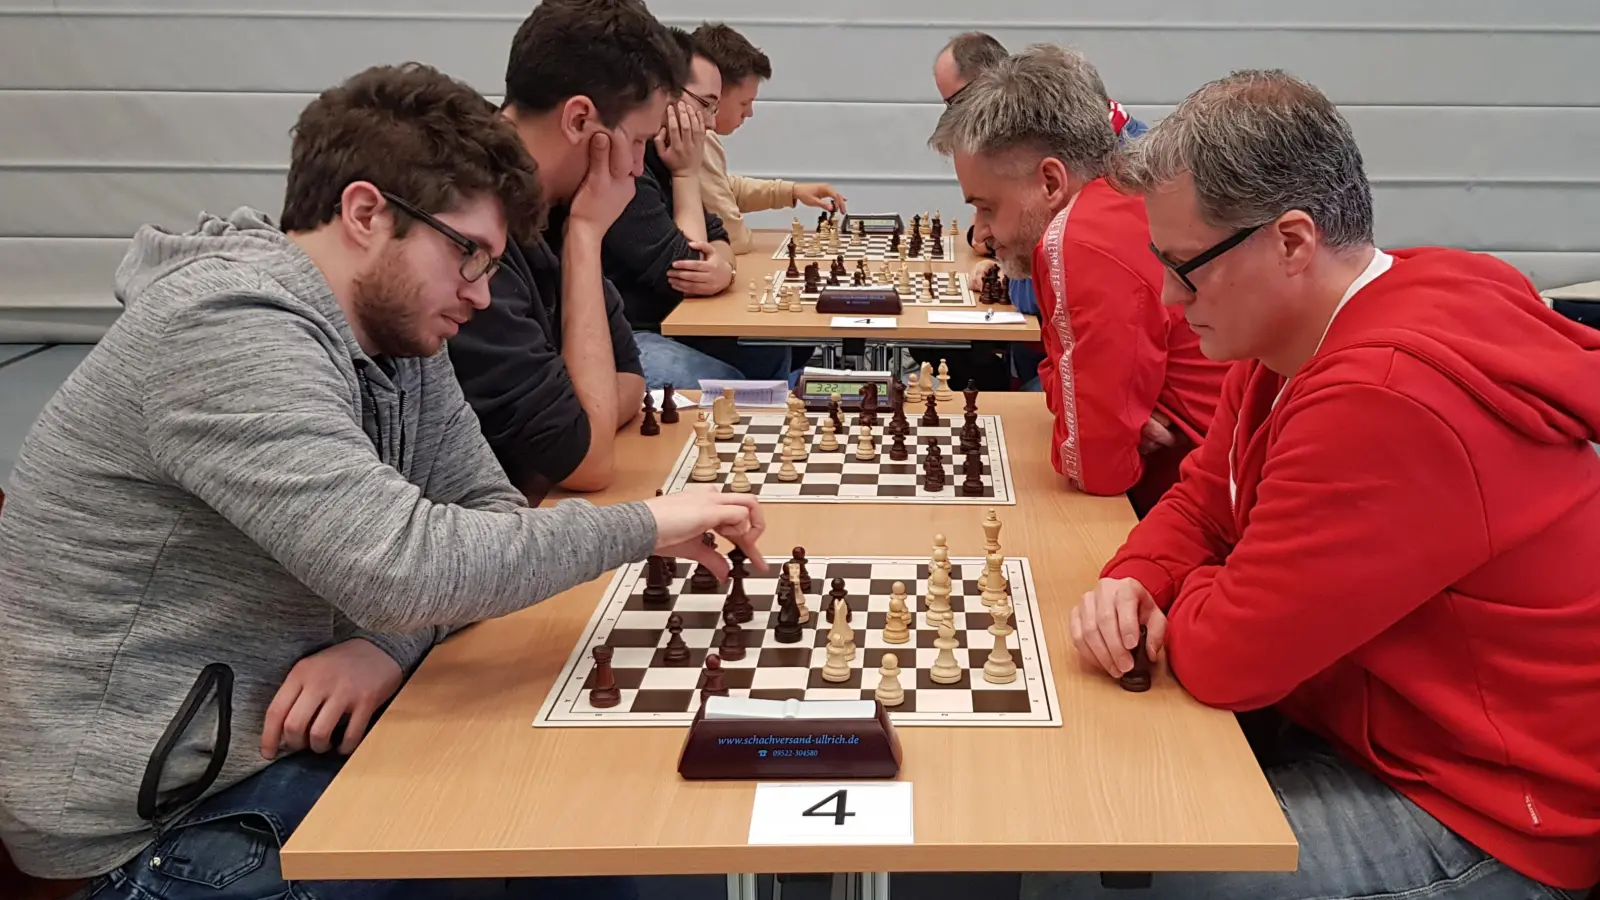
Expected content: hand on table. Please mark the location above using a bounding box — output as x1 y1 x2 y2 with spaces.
261 638 404 759
646 487 767 580
1068 577 1166 679
668 240 734 296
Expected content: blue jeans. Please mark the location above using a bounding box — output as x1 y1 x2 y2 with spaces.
1019 719 1582 900
633 332 798 390
75 751 643 900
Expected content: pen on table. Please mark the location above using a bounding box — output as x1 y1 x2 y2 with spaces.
983 308 994 321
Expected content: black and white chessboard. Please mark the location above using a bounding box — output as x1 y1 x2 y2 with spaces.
659 410 1016 504
772 232 956 263
533 553 1059 727
770 269 973 306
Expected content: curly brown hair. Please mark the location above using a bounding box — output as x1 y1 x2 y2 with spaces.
280 62 543 246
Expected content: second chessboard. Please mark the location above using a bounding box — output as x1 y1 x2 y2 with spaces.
768 263 973 307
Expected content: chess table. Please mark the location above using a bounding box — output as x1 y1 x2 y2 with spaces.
281 393 1297 893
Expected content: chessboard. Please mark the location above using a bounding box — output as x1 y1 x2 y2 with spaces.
657 384 1015 504
770 266 973 306
772 231 956 263
533 518 1061 727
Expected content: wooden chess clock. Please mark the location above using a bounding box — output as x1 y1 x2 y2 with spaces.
678 696 902 780
794 367 893 412
814 286 903 315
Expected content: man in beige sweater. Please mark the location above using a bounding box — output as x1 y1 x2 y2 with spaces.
691 23 848 254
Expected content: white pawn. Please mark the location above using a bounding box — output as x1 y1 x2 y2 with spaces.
778 455 799 482
819 416 839 451
822 630 852 683
855 423 876 460
875 653 905 707
729 455 751 493
740 435 759 470
883 589 910 644
747 280 759 312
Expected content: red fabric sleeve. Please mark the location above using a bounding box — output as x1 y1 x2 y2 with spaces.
1101 365 1246 608
1159 377 1492 710
1034 240 1170 496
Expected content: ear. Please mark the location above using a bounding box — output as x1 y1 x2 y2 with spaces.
559 96 597 144
1038 157 1073 207
1274 210 1319 276
338 181 389 251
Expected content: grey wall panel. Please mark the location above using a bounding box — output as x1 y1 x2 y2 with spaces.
2 13 1596 105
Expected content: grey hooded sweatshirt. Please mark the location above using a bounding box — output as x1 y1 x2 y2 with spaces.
0 208 656 878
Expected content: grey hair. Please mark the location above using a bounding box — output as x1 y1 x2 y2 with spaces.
941 31 1008 79
928 43 1117 182
1112 69 1374 247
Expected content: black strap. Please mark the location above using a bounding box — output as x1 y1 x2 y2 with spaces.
136 662 233 825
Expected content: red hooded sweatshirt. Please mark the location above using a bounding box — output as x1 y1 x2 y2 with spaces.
1103 246 1600 890
1030 179 1231 512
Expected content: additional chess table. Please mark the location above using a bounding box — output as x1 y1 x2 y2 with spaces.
771 268 973 306
536 552 1056 727
773 232 956 263
659 409 1016 504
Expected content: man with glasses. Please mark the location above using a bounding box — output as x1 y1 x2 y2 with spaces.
0 61 767 900
1031 68 1600 900
930 44 1227 516
447 0 685 500
690 22 848 255
599 28 799 388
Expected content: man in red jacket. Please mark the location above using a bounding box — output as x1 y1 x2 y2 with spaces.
929 44 1229 516
1036 69 1600 900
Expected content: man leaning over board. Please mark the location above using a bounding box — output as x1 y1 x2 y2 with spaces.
0 62 764 900
447 0 688 500
1029 69 1600 900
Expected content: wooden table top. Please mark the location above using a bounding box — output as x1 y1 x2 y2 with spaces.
659 230 1042 343
280 393 1295 880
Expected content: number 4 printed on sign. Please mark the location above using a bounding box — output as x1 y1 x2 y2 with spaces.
747 782 913 845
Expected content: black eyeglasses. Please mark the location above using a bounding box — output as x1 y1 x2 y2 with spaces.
682 87 719 116
380 191 501 283
1150 223 1261 292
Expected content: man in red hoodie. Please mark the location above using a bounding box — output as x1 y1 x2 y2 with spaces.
1032 69 1600 900
929 44 1230 516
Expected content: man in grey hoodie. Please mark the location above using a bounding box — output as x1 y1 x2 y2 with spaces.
0 62 763 899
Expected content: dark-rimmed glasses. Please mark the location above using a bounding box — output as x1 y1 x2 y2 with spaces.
381 191 501 283
1150 223 1261 292
683 87 719 116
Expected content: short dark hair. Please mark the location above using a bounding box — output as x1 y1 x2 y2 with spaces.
504 0 688 125
943 31 1008 79
692 22 773 83
280 63 542 246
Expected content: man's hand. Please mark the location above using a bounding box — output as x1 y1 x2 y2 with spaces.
970 258 998 283
645 487 767 579
1139 411 1176 455
567 130 637 238
261 638 404 759
1068 577 1167 679
793 182 847 213
668 240 735 296
655 101 706 175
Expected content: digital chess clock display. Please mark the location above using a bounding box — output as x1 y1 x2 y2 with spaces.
804 381 873 398
842 214 903 234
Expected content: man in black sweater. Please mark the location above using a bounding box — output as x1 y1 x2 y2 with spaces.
600 29 798 388
448 0 685 501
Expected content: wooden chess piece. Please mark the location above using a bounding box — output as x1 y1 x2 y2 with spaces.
889 431 908 461
929 623 963 684
825 577 850 623
729 455 752 492
1120 625 1153 692
883 591 910 644
639 392 660 436
983 611 1017 684
936 360 953 400
921 390 940 427
774 583 804 643
791 547 814 594
855 424 876 460
588 645 621 708
777 455 799 482
875 653 905 707
688 533 720 592
641 554 671 605
660 383 679 424
740 435 759 470
819 416 839 451
700 653 729 698
821 630 852 683
718 607 746 661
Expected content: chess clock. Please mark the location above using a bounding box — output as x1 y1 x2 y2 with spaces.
795 367 893 412
814 286 903 315
840 213 904 234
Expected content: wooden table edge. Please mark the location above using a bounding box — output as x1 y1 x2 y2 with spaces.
281 840 1299 881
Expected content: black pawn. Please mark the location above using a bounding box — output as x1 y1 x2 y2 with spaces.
921 391 940 427
640 393 659 435
825 577 850 623
718 608 746 662
961 453 984 496
662 613 691 665
689 532 719 592
660 384 679 424
774 584 803 644
890 431 908 461
725 548 753 624
701 654 729 698
588 646 620 708
791 546 813 594
1120 626 1152 692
